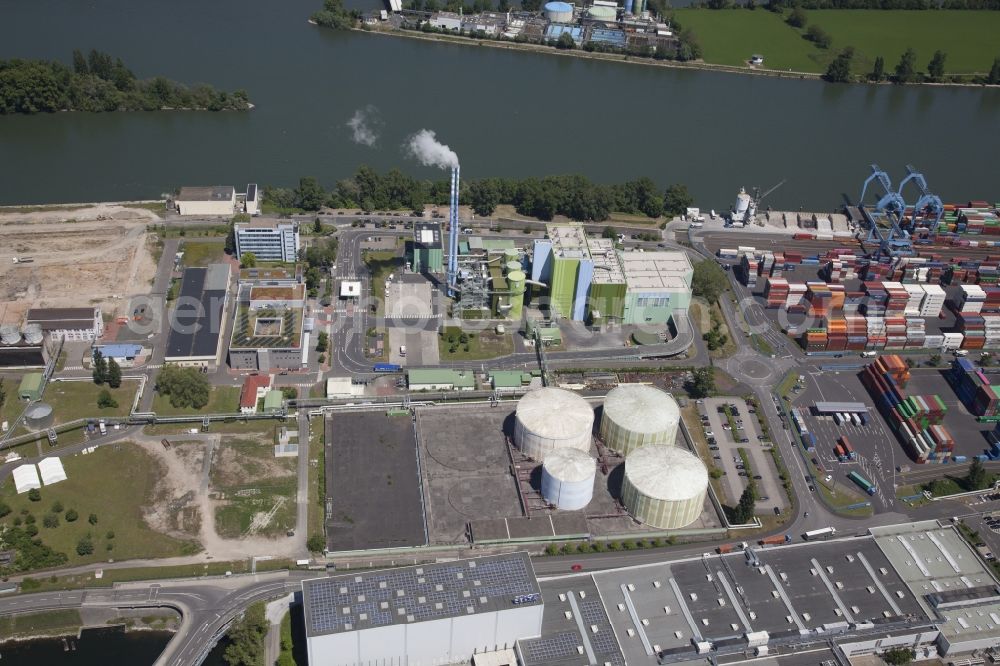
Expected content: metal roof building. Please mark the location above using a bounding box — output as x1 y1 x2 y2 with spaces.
164 264 231 368
25 307 103 341
408 369 476 391
618 250 693 325
18 372 43 401
175 186 236 216
302 552 543 666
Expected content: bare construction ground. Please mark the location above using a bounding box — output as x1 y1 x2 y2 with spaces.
0 204 159 324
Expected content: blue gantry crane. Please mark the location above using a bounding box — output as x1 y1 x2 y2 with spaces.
896 164 944 242
859 163 914 259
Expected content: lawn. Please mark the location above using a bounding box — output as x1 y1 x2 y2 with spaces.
690 300 736 360
805 10 1000 74
152 385 240 416
44 380 138 425
143 421 278 437
179 240 228 267
0 609 82 640
307 420 325 541
438 326 515 361
122 201 167 217
0 444 199 572
674 8 825 71
210 438 297 539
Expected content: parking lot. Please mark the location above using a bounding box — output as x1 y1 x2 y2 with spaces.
960 510 1000 564
386 276 441 367
697 397 786 515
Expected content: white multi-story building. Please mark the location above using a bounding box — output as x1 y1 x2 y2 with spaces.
234 220 299 263
25 307 103 342
302 552 543 666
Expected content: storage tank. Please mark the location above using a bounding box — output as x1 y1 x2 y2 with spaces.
505 260 523 274
541 447 596 510
507 270 526 321
599 384 680 455
24 403 54 430
21 323 43 345
0 324 21 345
622 445 708 529
544 1 574 22
587 4 617 21
515 387 593 461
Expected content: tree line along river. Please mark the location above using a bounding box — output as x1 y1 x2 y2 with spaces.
0 0 998 212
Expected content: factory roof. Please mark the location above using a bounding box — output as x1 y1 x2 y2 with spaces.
25 307 97 330
165 265 230 361
469 237 517 252
586 238 626 285
414 222 442 249
262 389 284 412
240 375 272 411
408 368 476 388
340 281 361 298
18 373 43 395
301 552 540 638
491 370 529 388
236 218 296 230
546 224 590 258
95 344 143 359
176 186 235 202
618 250 692 292
814 401 869 414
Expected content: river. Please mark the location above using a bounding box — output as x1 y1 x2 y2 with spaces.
1 2 999 204
0 627 171 664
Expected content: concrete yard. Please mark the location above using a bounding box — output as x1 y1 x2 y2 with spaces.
325 411 427 551
386 276 441 366
903 369 994 459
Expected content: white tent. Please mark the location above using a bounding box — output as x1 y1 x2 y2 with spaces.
12 464 41 494
37 457 67 486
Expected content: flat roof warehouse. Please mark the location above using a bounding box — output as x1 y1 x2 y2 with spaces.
165 264 230 364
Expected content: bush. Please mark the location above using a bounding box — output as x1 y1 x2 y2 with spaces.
65 509 79 522
559 543 574 555
97 389 118 409
0 502 10 518
27 488 41 502
25 524 38 537
43 514 59 529
545 544 559 556
76 536 95 556
52 501 63 513
106 530 115 540
88 513 98 525
306 535 326 553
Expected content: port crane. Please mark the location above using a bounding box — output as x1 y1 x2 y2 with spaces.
896 164 944 242
859 164 914 259
743 179 786 226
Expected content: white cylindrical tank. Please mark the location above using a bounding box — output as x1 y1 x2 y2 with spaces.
622 445 708 529
735 187 751 217
514 387 594 461
21 323 43 344
599 384 680 455
24 403 54 430
0 324 21 345
541 448 595 510
544 0 574 22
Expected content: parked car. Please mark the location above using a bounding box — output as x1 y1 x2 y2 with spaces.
753 475 762 480
773 507 781 515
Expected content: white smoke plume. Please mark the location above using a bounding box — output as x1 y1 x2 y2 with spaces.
404 129 459 170
347 106 380 147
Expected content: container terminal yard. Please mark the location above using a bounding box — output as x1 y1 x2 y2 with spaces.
6 163 1000 666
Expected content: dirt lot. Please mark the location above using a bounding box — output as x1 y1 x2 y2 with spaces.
0 204 159 324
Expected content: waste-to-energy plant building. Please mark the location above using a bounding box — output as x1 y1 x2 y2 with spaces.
621 444 708 529
540 447 596 510
514 387 594 461
302 552 542 666
599 384 680 455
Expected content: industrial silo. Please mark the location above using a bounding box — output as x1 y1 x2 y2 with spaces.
0 324 21 345
541 447 596 510
515 387 594 461
587 4 617 21
734 187 752 220
24 403 54 430
599 384 680 456
622 445 707 529
508 270 526 321
21 323 43 345
544 0 574 22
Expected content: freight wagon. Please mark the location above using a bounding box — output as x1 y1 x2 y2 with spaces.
848 471 877 496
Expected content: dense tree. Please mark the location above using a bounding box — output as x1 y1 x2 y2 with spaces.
28 488 41 502
869 55 886 82
602 226 619 239
43 514 59 529
927 50 947 81
239 252 257 268
663 183 694 218
894 48 919 83
302 237 339 268
76 535 94 556
692 259 728 304
989 57 1000 84
311 0 358 29
824 47 854 82
468 179 501 217
882 647 914 665
688 367 716 399
677 28 703 61
65 509 79 522
786 6 807 27
967 456 989 490
155 364 210 410
107 357 122 389
312 217 324 234
307 535 326 552
92 349 108 385
71 49 88 75
555 31 576 49
731 486 756 523
295 177 326 211
97 389 118 409
224 602 269 666
316 331 329 353
805 24 832 48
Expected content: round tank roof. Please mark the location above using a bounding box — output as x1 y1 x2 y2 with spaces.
602 384 679 436
545 1 573 9
543 448 595 482
25 403 53 418
507 271 526 281
625 445 707 501
588 5 617 19
516 387 593 439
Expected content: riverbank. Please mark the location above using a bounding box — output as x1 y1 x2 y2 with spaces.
0 608 180 644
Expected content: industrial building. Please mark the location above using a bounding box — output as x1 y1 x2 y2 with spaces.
239 374 272 414
164 264 231 368
175 186 236 216
18 373 43 401
599 384 679 455
244 183 260 216
25 307 103 342
92 343 144 368
514 387 594 461
407 368 476 391
532 224 692 324
227 284 308 372
0 324 45 368
302 552 543 666
234 219 300 263
325 377 364 398
409 223 444 274
540 447 596 510
621 444 707 529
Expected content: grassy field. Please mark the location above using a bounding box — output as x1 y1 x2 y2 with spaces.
364 250 404 317
122 202 167 217
179 240 228 267
152 385 240 416
690 301 737 360
210 438 297 539
44 380 138 425
674 9 825 71
806 10 1000 74
438 326 515 361
307 420 325 540
0 445 198 571
0 609 82 640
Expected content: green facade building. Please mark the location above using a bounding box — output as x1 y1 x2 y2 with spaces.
410 223 443 274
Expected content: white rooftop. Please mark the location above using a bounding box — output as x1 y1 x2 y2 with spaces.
326 377 364 397
38 457 67 486
12 464 41 494
340 281 361 298
619 251 692 292
586 237 626 285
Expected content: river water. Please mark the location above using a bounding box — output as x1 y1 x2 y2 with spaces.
1 0 999 209
0 627 171 665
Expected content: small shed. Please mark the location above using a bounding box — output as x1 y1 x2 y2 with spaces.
262 389 284 413
18 373 43 401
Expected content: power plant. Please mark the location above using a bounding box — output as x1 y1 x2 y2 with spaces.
621 444 708 529
599 384 679 455
540 447 596 510
514 387 594 461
